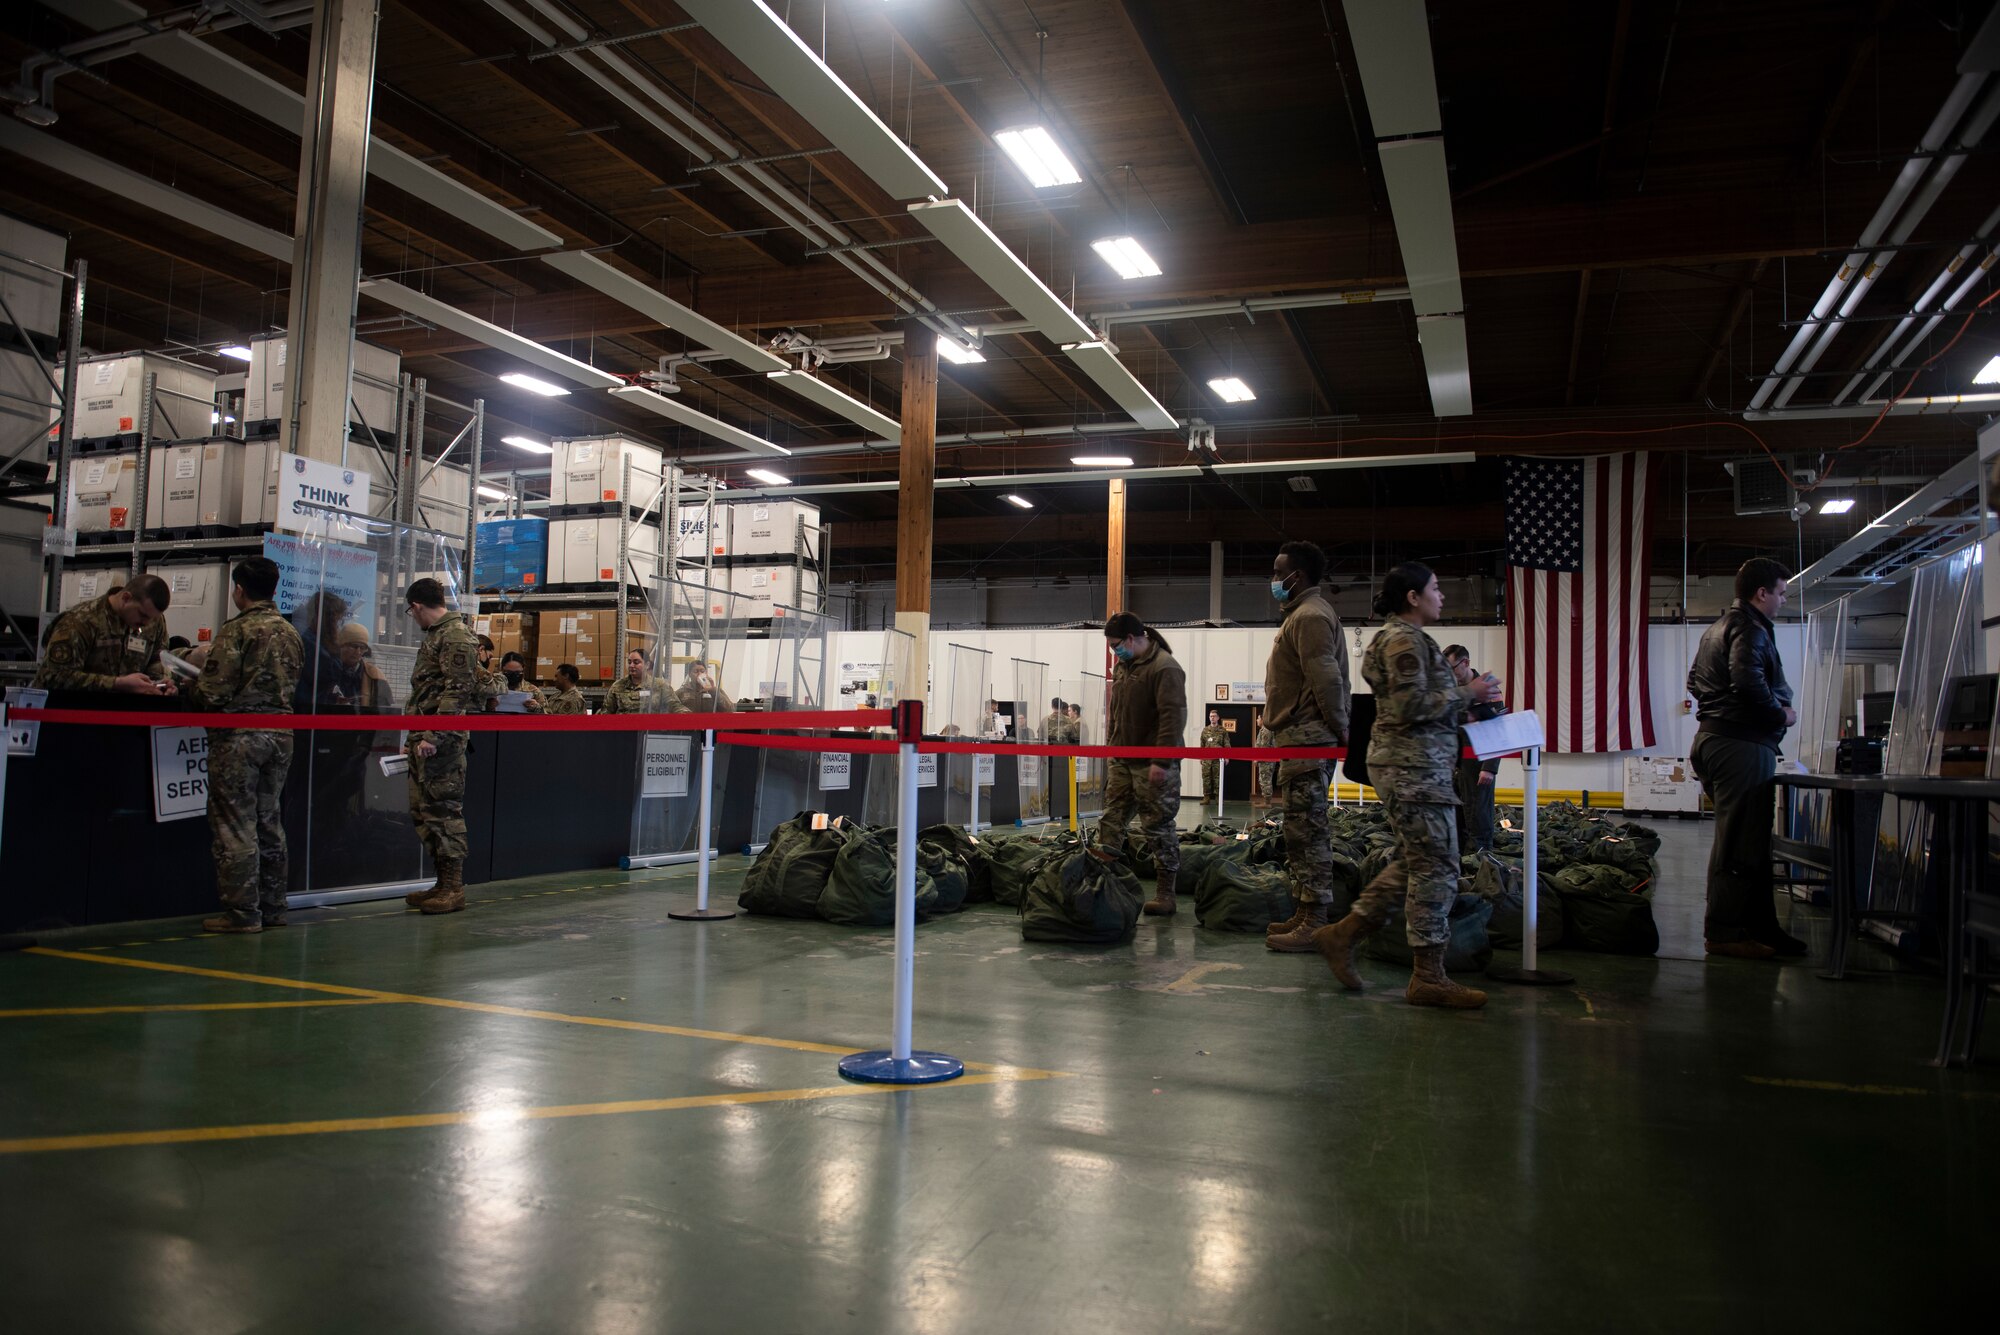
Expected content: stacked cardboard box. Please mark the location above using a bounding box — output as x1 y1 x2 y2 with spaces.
524 607 656 682
473 611 539 667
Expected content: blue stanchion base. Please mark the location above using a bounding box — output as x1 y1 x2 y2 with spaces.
668 907 736 921
837 1050 966 1084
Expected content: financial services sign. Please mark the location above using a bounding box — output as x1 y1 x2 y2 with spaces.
275 451 372 542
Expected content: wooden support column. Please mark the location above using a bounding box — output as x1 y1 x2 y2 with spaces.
285 0 380 465
1106 478 1128 617
894 324 938 703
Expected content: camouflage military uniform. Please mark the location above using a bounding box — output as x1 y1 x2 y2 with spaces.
675 680 734 713
1354 619 1472 947
475 667 507 710
602 674 683 713
189 600 304 926
1198 724 1230 798
1042 711 1067 745
1263 587 1351 908
33 592 168 691
1097 643 1188 878
407 610 479 864
1253 724 1276 801
544 684 588 715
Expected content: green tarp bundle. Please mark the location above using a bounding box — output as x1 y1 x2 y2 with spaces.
819 825 939 927
1020 848 1146 944
737 812 848 918
1553 863 1659 955
985 830 1076 908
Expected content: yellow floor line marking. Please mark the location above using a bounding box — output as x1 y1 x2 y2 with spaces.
0 999 393 1019
0 1071 1059 1156
22 948 1064 1079
1162 962 1242 993
1744 1076 2000 1099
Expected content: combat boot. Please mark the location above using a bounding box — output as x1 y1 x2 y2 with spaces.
417 860 466 915
1265 898 1310 937
1406 944 1486 1009
1143 870 1177 916
1265 900 1331 952
405 872 438 908
1312 911 1381 989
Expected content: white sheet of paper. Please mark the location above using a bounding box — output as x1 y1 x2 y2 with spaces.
379 753 410 777
1463 709 1545 760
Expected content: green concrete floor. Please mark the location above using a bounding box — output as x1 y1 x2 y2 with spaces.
4 817 1997 1334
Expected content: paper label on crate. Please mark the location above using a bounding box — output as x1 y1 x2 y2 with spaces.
277 342 286 366
274 452 371 542
573 442 597 463
174 455 197 479
119 416 132 431
170 572 194 595
85 397 112 412
572 526 594 543
753 505 771 521
82 461 107 486
751 569 770 588
93 362 113 385
109 506 129 528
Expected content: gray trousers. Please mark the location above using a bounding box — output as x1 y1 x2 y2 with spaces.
1689 732 1779 943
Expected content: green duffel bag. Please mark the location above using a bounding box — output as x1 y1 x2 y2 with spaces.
1361 884 1495 973
919 824 991 903
987 836 1061 908
1584 834 1658 881
1473 852 1565 952
1554 864 1659 955
1177 840 1229 888
920 841 970 915
1193 859 1296 933
1020 848 1146 945
819 826 939 927
1184 821 1241 845
738 812 848 918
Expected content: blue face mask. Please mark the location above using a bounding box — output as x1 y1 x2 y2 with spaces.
1271 579 1292 603
1112 643 1135 663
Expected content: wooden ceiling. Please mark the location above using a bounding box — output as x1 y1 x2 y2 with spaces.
2 0 1994 585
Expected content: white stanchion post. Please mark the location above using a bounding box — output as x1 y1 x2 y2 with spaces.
839 703 964 1084
1216 757 1225 822
1523 746 1541 973
970 758 981 834
670 728 735 921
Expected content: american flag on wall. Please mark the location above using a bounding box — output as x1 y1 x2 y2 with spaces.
1503 454 1656 753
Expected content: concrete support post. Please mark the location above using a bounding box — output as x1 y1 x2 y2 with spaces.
284 0 382 466
1209 540 1224 621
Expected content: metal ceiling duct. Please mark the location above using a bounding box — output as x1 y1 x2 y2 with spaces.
766 371 901 444
608 385 793 458
0 119 291 261
1338 0 1470 417
1788 451 1982 597
670 0 949 201
360 280 625 390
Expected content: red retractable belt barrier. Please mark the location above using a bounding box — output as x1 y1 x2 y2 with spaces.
10 707 893 733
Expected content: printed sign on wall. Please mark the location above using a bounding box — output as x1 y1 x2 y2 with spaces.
151 726 209 822
819 750 852 791
642 735 693 798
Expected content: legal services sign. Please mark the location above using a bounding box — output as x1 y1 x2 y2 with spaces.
275 451 372 542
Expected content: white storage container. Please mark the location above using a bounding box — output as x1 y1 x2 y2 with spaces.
145 561 233 647
0 212 66 342
673 501 726 561
729 563 821 617
69 450 152 533
62 352 216 443
721 500 819 559
551 516 661 584
159 439 245 528
244 334 401 437
552 437 665 506
57 565 116 613
239 438 279 526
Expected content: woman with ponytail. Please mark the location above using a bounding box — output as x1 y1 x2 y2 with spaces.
1089 612 1189 915
1315 562 1505 1008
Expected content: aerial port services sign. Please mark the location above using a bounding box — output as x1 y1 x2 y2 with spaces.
276 451 372 542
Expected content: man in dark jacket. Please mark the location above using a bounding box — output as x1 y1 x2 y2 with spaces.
1443 645 1505 853
1686 557 1798 959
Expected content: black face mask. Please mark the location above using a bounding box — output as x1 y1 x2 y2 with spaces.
503 670 523 688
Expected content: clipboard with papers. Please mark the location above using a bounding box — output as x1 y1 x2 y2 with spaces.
1462 709 1545 760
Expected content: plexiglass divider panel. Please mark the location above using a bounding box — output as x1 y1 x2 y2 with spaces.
626 577 741 864
1013 658 1050 824
942 643 992 826
1076 668 1107 818
861 628 917 826
282 507 470 897
750 605 838 843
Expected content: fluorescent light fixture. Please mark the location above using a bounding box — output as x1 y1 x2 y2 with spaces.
360 279 624 390
766 369 900 442
1416 314 1473 416
937 336 986 365
1002 493 1034 509
499 372 570 398
1208 376 1256 403
1091 236 1162 280
1819 498 1857 515
219 344 253 362
1975 355 2000 385
209 411 236 424
994 126 1082 188
910 198 1097 345
501 434 552 454
1071 455 1133 467
746 468 792 486
541 251 788 373
1378 138 1465 317
475 484 512 500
